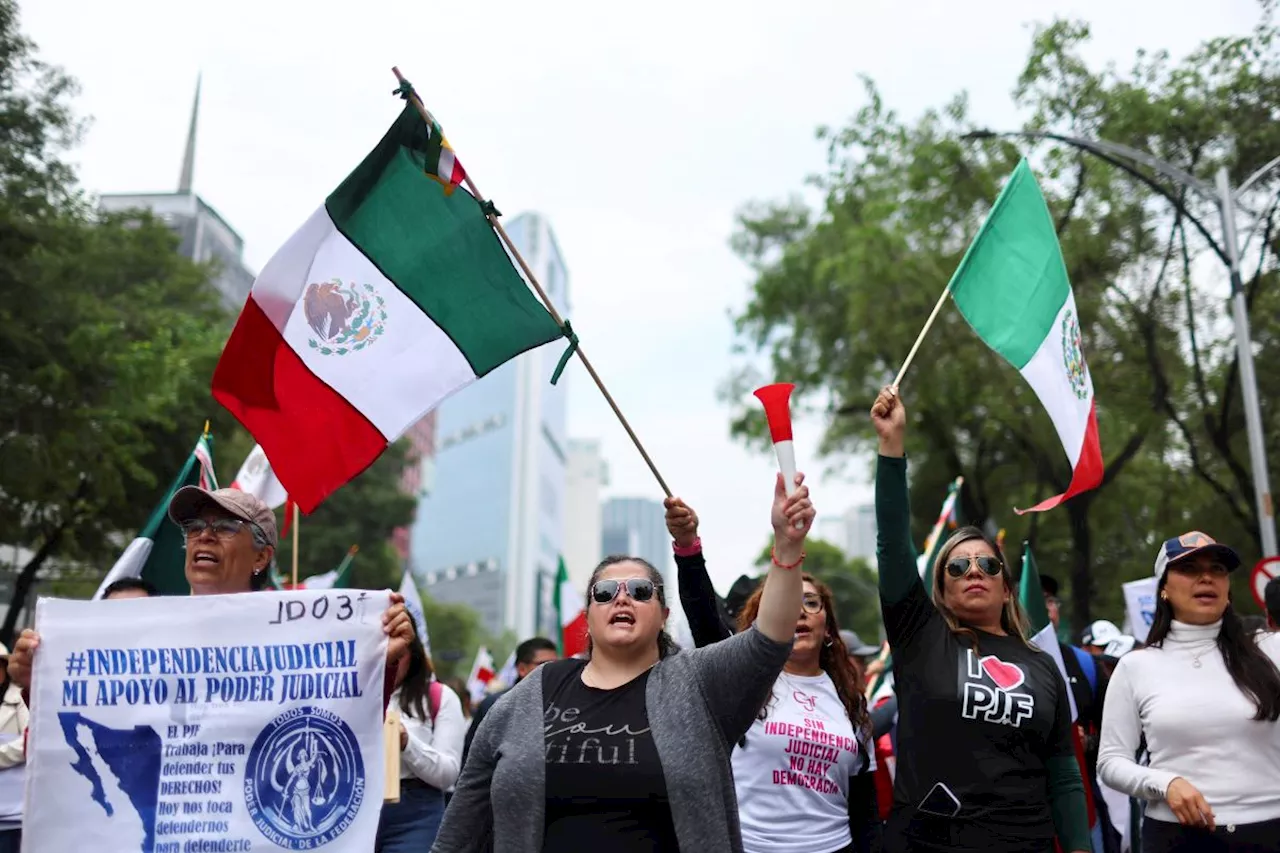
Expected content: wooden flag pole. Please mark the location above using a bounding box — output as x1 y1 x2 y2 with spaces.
290 503 300 589
390 67 673 499
892 283 953 389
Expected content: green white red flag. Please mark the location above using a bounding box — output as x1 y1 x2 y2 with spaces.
949 159 1103 513
93 431 217 598
212 104 564 513
555 557 588 658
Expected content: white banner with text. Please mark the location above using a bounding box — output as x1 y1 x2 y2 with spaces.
24 589 389 853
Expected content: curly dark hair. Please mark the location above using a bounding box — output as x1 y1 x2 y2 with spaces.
737 572 870 735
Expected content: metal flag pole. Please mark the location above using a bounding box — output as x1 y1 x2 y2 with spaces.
1216 167 1277 558
390 67 672 499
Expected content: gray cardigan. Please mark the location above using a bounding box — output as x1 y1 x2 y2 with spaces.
431 626 791 852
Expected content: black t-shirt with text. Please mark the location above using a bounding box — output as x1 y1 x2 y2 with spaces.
884 580 1074 847
541 659 678 852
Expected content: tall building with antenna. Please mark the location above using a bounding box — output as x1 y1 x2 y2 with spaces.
99 76 254 306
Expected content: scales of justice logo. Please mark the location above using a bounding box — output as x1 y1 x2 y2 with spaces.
245 706 365 849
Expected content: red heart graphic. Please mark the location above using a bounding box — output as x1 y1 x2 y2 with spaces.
980 656 1025 692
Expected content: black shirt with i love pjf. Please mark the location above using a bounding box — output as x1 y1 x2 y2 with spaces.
884 579 1074 846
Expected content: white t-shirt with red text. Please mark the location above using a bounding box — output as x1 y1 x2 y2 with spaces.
731 670 874 853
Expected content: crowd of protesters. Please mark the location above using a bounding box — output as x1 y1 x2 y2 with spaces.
2 384 1279 853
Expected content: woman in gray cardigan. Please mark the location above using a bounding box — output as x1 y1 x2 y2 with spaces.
432 472 816 853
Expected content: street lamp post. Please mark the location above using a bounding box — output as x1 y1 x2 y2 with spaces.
965 130 1278 558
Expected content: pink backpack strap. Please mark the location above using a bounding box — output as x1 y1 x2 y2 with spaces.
428 679 444 724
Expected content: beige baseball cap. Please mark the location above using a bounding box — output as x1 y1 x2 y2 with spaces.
168 487 278 548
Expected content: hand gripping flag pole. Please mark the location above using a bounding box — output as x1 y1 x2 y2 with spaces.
753 383 804 528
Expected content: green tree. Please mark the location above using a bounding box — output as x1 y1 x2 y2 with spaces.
727 6 1280 625
0 2 245 639
754 539 882 642
272 439 418 592
420 591 486 682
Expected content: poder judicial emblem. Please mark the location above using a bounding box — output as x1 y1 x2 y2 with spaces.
244 706 365 850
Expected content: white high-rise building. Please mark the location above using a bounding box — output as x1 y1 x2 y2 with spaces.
563 440 608 590
601 497 692 647
98 76 254 308
815 504 877 565
846 504 877 563
411 213 571 639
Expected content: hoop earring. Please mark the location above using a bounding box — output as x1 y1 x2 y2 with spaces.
824 637 834 648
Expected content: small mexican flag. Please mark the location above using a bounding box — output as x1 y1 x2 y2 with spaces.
917 476 964 591
466 646 496 704
950 159 1103 513
1017 542 1077 721
213 103 565 513
555 556 588 658
420 110 466 195
94 432 218 598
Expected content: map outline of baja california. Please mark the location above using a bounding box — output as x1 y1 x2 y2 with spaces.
57 712 162 852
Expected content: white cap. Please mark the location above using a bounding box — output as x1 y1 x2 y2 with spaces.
1104 636 1136 658
1081 619 1122 648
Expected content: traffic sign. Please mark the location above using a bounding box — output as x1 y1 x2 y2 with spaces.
1250 557 1280 612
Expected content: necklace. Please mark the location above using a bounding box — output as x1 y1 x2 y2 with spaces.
1190 643 1215 669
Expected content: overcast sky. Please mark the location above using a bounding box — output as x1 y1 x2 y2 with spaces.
25 0 1262 591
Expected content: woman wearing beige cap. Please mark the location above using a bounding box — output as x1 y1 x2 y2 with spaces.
7 486 415 694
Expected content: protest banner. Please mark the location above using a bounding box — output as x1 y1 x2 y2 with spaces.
24 589 389 853
1122 577 1159 644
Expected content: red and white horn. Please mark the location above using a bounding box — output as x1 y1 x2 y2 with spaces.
753 384 801 519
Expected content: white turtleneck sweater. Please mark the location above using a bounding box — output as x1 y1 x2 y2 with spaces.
1098 620 1280 826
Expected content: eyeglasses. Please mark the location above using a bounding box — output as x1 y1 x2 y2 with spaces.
801 594 824 614
181 518 249 540
590 578 661 604
944 555 1003 578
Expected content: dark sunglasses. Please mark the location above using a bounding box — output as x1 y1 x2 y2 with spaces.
180 518 249 540
945 555 1003 578
591 578 661 604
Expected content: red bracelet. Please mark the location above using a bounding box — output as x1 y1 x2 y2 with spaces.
672 537 703 557
771 548 805 570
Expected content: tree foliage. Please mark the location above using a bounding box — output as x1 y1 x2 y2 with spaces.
728 5 1280 627
271 440 418 592
0 0 246 640
754 539 882 642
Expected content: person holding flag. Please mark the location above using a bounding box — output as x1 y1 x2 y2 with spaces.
871 386 1089 853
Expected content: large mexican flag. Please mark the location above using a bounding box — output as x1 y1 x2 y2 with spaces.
213 104 565 513
94 432 218 598
949 159 1104 513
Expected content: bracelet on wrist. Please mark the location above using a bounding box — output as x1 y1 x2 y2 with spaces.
672 537 703 557
771 548 805 570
